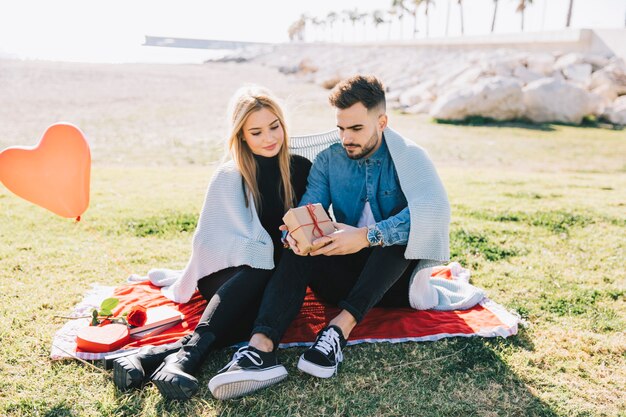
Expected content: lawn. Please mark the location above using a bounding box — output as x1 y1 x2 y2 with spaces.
1 61 625 416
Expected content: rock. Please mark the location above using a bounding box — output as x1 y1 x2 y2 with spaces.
554 52 585 70
399 79 437 107
591 84 619 105
278 65 299 75
526 53 556 75
550 71 566 82
451 66 485 87
386 89 403 104
606 58 626 74
513 66 543 84
587 92 607 116
404 100 434 114
386 76 419 93
430 77 525 121
436 63 472 89
487 54 527 75
590 65 626 95
584 54 611 71
318 75 341 90
523 78 595 124
604 96 626 125
255 44 625 125
562 63 592 85
298 58 318 74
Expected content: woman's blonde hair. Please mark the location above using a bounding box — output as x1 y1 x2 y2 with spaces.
226 85 295 213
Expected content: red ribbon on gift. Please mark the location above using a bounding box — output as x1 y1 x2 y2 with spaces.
306 203 325 238
290 203 331 238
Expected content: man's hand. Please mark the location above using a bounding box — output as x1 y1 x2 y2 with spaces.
279 224 306 256
309 222 369 256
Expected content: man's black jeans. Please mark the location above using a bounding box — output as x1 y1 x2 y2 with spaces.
252 245 416 347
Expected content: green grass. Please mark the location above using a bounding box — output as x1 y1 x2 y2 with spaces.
1 66 626 416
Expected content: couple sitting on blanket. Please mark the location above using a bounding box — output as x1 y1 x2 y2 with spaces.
113 75 450 400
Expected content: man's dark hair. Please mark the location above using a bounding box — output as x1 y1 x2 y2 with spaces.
329 75 386 112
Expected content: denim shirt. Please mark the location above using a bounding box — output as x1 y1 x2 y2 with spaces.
299 137 410 246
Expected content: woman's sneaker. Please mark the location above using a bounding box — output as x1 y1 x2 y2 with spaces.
297 325 347 378
208 345 288 400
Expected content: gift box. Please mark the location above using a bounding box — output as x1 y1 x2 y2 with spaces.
283 203 335 255
76 323 130 353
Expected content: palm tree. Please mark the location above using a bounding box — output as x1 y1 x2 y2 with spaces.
359 11 369 40
299 14 310 41
565 0 574 27
458 0 465 35
515 0 534 31
390 0 406 39
409 0 423 39
445 0 451 36
393 0 421 39
327 11 338 41
491 0 499 33
423 0 434 38
340 10 348 41
312 17 325 42
287 17 306 42
387 7 397 39
372 10 386 41
345 9 360 41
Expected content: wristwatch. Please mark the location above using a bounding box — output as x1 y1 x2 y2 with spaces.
366 225 384 247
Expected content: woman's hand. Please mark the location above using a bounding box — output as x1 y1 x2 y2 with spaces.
279 224 305 256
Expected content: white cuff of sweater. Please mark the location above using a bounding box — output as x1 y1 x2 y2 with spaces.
148 268 182 287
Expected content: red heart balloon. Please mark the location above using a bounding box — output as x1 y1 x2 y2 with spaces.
76 324 130 353
0 123 91 219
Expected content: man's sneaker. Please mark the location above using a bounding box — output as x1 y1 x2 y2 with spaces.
297 325 347 378
208 345 287 400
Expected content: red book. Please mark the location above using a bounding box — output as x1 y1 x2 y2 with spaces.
129 306 183 336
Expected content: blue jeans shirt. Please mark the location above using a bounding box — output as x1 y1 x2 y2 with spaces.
299 136 410 246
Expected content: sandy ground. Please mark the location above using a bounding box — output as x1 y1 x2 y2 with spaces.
0 59 334 166
0 58 624 173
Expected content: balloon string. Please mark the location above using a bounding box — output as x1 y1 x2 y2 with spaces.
75 221 134 278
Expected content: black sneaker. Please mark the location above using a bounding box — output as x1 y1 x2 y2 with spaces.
297 325 347 378
208 345 288 400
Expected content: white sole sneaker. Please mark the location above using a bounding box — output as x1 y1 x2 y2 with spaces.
208 365 288 400
297 355 337 378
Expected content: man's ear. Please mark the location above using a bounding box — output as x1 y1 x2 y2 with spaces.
378 113 388 131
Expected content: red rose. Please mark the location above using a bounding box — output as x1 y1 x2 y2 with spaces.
127 305 148 327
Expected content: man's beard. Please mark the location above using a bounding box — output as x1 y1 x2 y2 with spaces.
343 131 379 160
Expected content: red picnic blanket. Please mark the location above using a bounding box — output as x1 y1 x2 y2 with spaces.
51 265 518 360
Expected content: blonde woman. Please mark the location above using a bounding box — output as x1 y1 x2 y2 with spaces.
113 86 311 400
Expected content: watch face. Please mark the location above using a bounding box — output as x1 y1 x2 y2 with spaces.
368 227 382 246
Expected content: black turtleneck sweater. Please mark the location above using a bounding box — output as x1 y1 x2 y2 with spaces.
253 153 312 263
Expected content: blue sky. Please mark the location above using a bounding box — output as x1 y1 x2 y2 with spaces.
1 0 624 63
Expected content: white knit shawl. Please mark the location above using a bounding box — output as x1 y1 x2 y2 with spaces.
383 127 450 270
147 160 274 303
383 127 483 310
